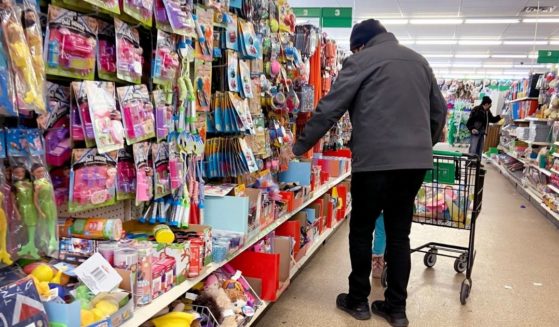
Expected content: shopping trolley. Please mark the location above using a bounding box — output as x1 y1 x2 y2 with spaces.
380 151 485 305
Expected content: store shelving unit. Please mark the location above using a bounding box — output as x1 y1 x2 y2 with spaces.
246 207 351 327
120 171 352 327
506 97 539 104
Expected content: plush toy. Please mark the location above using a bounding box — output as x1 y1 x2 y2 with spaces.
544 94 559 119
204 275 237 327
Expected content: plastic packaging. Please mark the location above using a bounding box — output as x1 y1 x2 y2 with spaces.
1 3 45 113
97 20 117 81
117 84 156 144
72 82 96 147
116 148 137 200
82 0 120 14
152 142 171 199
60 218 123 240
163 0 196 37
135 241 153 306
21 0 45 99
0 34 17 117
45 5 98 81
123 0 154 27
115 18 143 84
133 142 153 204
68 148 118 212
153 89 175 142
84 81 125 153
152 30 180 86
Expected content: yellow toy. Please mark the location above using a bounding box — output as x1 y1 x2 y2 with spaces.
2 8 45 113
22 6 45 95
0 192 13 265
152 303 196 327
31 264 54 282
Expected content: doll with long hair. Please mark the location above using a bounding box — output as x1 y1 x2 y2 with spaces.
13 165 39 258
31 163 57 253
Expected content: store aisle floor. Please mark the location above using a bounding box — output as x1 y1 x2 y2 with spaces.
255 167 559 327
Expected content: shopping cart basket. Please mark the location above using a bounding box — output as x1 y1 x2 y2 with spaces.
381 150 485 305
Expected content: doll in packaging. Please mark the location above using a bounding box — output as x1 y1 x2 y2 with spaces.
31 163 58 254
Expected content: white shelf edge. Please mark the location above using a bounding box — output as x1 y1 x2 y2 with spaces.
551 168 559 175
540 203 559 222
553 153 559 158
548 184 559 194
506 97 538 104
120 171 352 327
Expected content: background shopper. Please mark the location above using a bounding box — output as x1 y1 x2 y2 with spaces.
467 96 501 157
292 19 446 327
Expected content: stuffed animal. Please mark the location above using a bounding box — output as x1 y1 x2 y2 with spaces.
204 275 237 327
544 94 559 119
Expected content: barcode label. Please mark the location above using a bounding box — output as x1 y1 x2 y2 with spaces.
91 267 107 282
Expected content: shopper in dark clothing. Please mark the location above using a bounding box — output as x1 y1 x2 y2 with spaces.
291 19 447 327
467 96 501 157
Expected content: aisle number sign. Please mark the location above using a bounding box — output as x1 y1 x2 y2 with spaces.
293 7 353 28
537 50 559 63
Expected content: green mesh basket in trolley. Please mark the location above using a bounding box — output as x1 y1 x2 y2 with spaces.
424 150 460 185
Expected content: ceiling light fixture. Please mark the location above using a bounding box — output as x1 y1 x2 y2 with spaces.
483 64 512 68
410 19 464 25
465 19 520 24
550 40 559 45
491 54 528 58
458 40 503 45
523 18 559 23
455 54 491 58
513 64 545 68
528 53 539 58
416 40 458 45
423 54 454 58
452 63 482 68
400 40 416 45
379 19 409 25
503 40 549 45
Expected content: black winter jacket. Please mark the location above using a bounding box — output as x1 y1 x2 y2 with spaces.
466 106 501 134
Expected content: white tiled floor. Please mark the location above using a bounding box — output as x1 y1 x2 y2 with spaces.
255 167 559 327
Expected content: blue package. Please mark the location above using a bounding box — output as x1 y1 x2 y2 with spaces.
0 31 17 117
0 130 5 159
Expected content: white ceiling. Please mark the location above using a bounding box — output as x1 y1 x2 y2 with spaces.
291 0 559 79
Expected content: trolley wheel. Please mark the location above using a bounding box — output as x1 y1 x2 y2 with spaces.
423 249 438 268
380 266 388 288
460 279 471 305
454 254 468 273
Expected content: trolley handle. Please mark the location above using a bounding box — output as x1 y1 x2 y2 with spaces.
433 150 463 157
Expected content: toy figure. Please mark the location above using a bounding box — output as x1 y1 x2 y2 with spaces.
13 165 39 258
3 15 45 113
22 7 44 91
31 164 57 253
0 191 13 265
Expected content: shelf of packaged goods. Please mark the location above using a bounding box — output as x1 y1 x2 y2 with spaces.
247 207 352 327
513 119 529 123
532 165 552 177
120 171 352 327
506 97 539 104
502 149 528 165
552 168 559 175
525 117 553 122
548 184 559 194
524 140 552 146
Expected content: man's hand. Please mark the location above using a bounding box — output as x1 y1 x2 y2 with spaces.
471 129 479 135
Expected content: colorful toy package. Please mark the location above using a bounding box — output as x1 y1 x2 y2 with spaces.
225 13 239 51
1 2 45 113
84 81 125 153
37 82 70 130
82 0 120 14
45 5 98 80
154 0 173 33
163 0 196 37
152 142 171 199
133 142 153 204
115 18 143 84
123 0 154 27
117 84 156 145
69 148 118 213
71 82 96 148
194 60 212 111
227 50 239 92
153 89 175 142
21 0 45 102
97 20 117 81
193 5 214 62
116 148 136 200
152 30 180 86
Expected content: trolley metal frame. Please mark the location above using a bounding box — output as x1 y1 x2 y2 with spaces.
381 151 485 305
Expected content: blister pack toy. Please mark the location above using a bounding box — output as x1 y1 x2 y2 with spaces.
193 6 214 62
72 82 96 147
82 0 120 14
117 84 156 144
194 60 212 111
37 82 70 130
45 117 72 167
84 81 125 153
154 0 173 33
225 13 239 51
238 18 261 59
227 50 240 92
239 59 253 98
69 148 118 213
168 133 184 192
115 18 143 84
163 0 196 37
0 30 16 117
152 142 171 199
21 0 45 101
1 3 45 113
45 5 98 80
152 30 180 87
97 20 117 81
116 148 136 200
70 98 85 142
123 0 154 27
133 142 153 203
153 89 175 142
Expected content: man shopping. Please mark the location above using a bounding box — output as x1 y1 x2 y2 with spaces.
292 19 446 327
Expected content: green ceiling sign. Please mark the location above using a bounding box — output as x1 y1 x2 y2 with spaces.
293 7 353 28
538 50 559 63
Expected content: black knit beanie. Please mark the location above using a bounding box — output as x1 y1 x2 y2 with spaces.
481 96 492 105
349 19 387 51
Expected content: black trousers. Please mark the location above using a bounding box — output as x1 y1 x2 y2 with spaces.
348 169 426 311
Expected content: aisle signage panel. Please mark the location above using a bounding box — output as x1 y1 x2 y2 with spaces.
538 50 559 63
293 7 353 27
